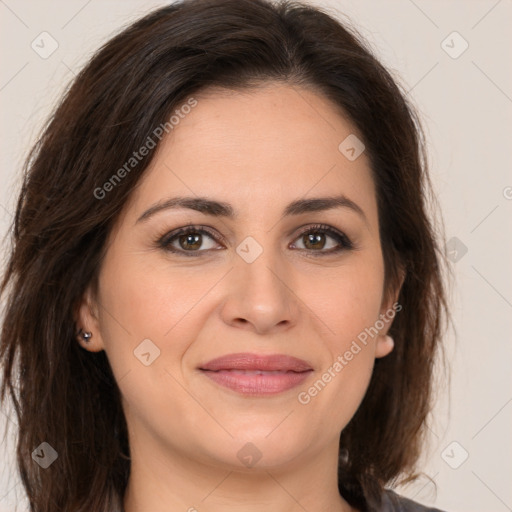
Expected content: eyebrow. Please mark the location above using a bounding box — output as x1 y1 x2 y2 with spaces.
135 194 367 224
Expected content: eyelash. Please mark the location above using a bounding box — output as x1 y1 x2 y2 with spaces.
156 223 354 258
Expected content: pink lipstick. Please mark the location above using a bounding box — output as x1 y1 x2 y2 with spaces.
199 353 313 396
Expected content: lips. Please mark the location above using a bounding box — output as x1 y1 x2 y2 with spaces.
199 353 313 372
199 353 313 396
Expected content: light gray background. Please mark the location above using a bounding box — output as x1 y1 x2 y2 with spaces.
1 1 511 511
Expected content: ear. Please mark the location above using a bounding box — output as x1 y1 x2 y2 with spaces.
75 284 105 353
375 265 406 359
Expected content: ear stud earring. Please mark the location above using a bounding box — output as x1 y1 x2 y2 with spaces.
77 328 93 342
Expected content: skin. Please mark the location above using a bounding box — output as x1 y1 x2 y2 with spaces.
77 83 402 512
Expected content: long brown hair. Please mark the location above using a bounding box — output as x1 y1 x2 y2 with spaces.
0 0 449 510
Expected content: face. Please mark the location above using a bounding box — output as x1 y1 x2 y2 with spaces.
78 83 399 473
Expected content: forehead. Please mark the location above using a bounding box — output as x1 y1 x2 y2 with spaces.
122 83 378 227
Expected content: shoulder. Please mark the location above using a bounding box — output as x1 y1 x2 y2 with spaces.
378 489 447 512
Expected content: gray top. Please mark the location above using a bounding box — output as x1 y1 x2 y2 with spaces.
379 489 446 512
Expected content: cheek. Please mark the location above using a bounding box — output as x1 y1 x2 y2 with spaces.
308 256 385 343
95 255 210 435
96 248 226 389
295 258 383 424
99 248 215 338
297 307 378 436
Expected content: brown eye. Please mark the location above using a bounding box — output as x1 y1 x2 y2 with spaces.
177 232 203 251
291 224 353 255
301 232 328 250
159 227 222 256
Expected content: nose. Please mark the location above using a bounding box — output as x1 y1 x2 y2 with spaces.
219 244 300 335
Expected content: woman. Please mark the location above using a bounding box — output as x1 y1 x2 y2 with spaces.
0 0 449 510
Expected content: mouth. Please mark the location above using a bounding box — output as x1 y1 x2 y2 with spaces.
198 353 313 396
